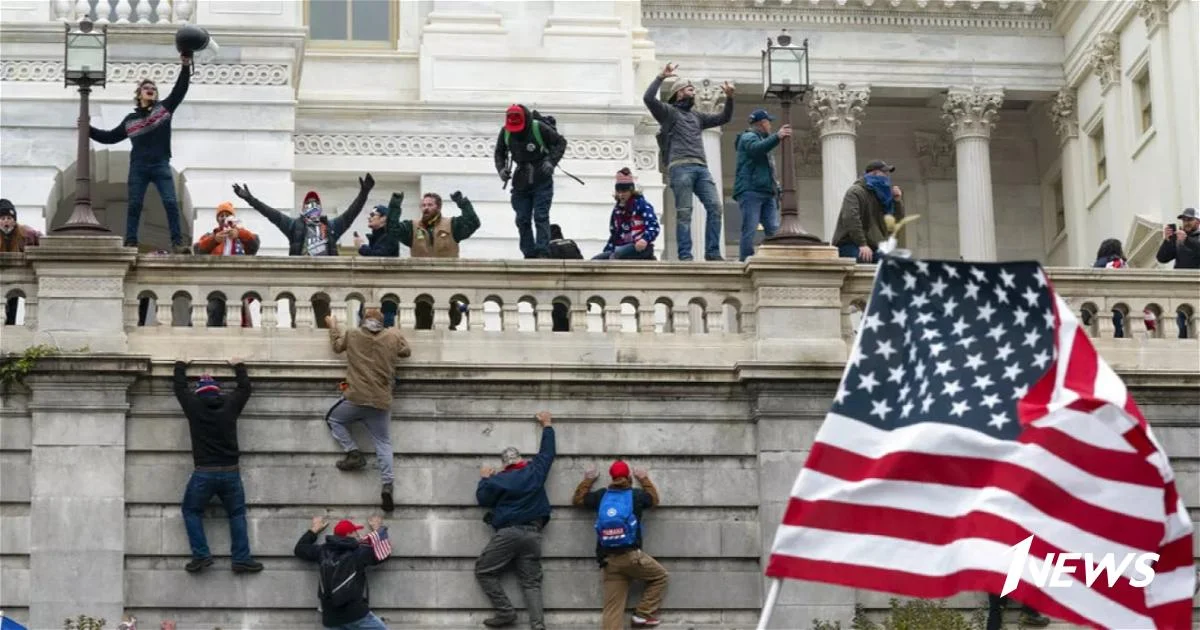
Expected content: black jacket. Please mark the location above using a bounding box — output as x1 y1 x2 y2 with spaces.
493 105 568 192
294 530 390 626
90 62 190 164
1156 230 1200 269
358 227 399 257
243 185 370 256
172 362 250 467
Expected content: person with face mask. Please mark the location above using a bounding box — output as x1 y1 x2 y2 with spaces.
594 168 660 260
384 190 481 258
231 174 374 256
831 160 906 263
643 62 734 261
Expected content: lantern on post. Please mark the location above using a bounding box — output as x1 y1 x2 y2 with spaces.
57 18 110 234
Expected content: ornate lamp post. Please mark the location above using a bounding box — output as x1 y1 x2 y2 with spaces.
761 31 824 246
56 18 110 235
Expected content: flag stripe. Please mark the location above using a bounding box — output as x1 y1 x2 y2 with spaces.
1014 425 1162 486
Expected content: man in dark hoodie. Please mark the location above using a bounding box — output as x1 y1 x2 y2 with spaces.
384 190 481 258
573 461 667 629
173 357 263 574
494 105 567 259
831 160 906 263
231 174 374 256
88 55 192 252
294 514 392 629
643 63 734 261
475 411 556 629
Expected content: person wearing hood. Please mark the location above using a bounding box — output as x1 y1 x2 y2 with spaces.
173 358 263 575
325 308 412 513
494 104 567 259
733 109 790 261
475 411 556 630
89 55 193 253
231 174 374 256
831 160 906 263
384 190 481 258
594 168 660 260
354 204 401 258
573 461 667 629
294 514 392 629
643 63 734 261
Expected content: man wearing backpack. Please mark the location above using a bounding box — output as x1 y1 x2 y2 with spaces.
643 62 734 261
572 461 667 629
294 514 393 629
494 105 568 259
474 411 556 629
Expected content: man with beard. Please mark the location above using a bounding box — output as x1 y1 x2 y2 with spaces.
384 190 481 258
494 105 567 258
231 174 374 256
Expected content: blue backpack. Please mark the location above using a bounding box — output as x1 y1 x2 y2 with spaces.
595 488 639 548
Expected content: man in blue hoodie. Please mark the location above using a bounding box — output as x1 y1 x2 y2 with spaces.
474 410 556 629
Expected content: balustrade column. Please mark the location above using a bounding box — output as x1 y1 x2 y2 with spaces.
535 303 554 332
603 303 622 332
808 84 870 241
569 302 588 332
671 306 691 334
943 86 1004 262
501 303 520 332
1049 89 1089 266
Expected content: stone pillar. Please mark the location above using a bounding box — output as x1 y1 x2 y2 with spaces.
1139 0 1184 219
696 79 728 260
25 236 137 353
808 84 870 241
1049 89 1089 266
1089 33 1127 230
943 86 1004 262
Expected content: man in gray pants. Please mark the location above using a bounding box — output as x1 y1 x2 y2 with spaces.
475 411 556 629
325 308 411 512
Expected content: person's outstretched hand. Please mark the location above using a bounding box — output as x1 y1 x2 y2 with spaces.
360 173 375 190
232 183 252 201
450 191 464 204
536 411 552 427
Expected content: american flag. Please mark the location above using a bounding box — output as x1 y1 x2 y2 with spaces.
765 257 1195 629
365 526 392 562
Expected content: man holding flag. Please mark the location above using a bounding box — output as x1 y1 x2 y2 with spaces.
760 244 1195 628
294 514 393 629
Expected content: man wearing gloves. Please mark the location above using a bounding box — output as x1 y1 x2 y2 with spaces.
354 205 401 258
384 190 481 258
494 105 567 259
231 174 374 256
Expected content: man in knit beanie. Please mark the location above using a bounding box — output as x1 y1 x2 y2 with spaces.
0 199 42 326
173 357 263 574
232 174 374 256
573 460 667 628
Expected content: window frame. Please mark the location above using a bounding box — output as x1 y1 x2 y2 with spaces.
304 0 397 49
1089 124 1107 188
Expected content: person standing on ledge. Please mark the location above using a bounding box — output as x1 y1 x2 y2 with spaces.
231 173 374 256
173 357 263 575
643 62 734 261
831 160 906 264
384 190 481 258
494 105 567 259
733 108 790 261
88 55 192 253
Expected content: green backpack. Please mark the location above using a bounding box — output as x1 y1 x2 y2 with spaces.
503 112 558 155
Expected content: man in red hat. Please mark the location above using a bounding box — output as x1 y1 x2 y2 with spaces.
573 460 668 629
294 514 392 629
493 104 567 258
232 174 374 256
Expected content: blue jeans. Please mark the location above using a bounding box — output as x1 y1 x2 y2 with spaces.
592 243 655 260
329 612 388 630
181 471 252 563
127 159 184 245
737 191 779 261
669 164 723 260
511 179 554 258
837 242 877 263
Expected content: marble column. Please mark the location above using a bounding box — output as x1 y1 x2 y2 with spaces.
1049 89 1089 266
808 83 870 241
1139 0 1184 219
1089 33 1127 230
943 86 1004 262
695 79 729 260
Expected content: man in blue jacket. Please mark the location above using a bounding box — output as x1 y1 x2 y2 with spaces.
475 410 556 629
733 108 791 261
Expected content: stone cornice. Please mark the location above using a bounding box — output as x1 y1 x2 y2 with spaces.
642 0 1054 32
1061 0 1138 88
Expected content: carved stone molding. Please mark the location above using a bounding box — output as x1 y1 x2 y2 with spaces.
641 0 1054 32
758 286 841 307
1048 88 1079 140
38 276 124 299
942 86 1004 141
807 83 871 138
793 129 823 178
294 134 632 161
633 149 658 172
1137 0 1168 34
0 61 290 86
1088 32 1121 93
913 130 956 180
693 78 729 116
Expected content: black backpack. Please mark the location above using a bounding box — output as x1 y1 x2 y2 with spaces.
319 546 367 608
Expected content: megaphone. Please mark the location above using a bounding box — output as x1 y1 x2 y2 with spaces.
175 24 219 64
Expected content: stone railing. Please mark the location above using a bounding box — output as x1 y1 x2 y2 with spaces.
51 0 195 24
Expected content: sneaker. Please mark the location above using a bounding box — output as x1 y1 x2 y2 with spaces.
381 483 394 512
632 613 662 627
1019 611 1051 628
172 243 192 255
336 449 366 471
184 557 213 573
482 612 517 628
232 560 264 573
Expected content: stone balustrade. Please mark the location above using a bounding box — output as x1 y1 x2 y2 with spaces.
52 0 195 24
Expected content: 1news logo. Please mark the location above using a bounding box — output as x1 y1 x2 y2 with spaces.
1001 535 1159 597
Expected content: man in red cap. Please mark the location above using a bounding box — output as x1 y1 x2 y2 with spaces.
232 174 374 256
494 104 567 258
294 514 392 629
573 460 667 628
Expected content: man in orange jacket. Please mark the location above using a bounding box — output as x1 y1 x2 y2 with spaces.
195 202 259 256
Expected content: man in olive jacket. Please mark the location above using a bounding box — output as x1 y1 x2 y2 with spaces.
831 160 906 263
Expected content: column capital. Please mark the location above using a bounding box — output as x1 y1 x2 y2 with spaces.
1088 32 1121 93
1137 0 1168 35
942 86 1004 141
807 83 871 138
1049 88 1080 142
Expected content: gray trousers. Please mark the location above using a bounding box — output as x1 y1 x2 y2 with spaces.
475 524 545 630
326 399 394 485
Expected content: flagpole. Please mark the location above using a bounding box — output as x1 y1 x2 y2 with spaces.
756 578 782 630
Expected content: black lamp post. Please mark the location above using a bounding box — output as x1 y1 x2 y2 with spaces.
56 18 110 235
761 30 824 246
